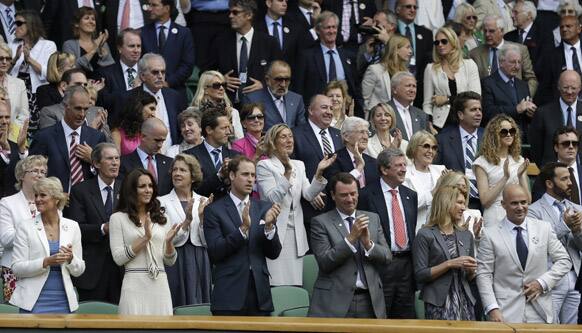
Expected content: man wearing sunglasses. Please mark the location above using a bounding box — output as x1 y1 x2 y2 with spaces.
505 1 543 75
242 60 306 130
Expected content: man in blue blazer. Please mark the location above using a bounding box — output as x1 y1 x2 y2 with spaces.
242 60 306 130
203 155 282 316
140 0 194 96
358 147 418 319
30 86 106 192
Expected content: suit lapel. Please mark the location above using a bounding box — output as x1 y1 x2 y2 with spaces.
168 189 186 221
498 221 524 271
89 179 108 222
225 196 243 229
331 210 349 239
228 33 238 74
576 101 582 130
400 187 416 242
303 126 324 159
163 22 178 52
449 129 465 170
525 220 539 269
33 216 50 256
55 125 71 169
431 227 451 260
493 73 517 104
314 49 327 83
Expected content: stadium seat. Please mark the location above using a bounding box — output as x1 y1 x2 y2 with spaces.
271 286 309 316
173 303 212 316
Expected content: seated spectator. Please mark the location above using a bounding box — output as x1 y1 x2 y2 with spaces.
10 177 85 313
504 1 543 75
165 109 203 158
453 3 484 55
473 0 513 33
404 130 446 232
551 0 582 48
62 7 114 78
324 80 353 130
0 100 27 198
111 93 157 156
365 103 407 159
388 71 428 141
0 42 27 127
36 52 75 110
0 155 47 301
232 103 266 161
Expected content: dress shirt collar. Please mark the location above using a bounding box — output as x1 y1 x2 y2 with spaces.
490 39 504 51
120 61 138 75
397 20 414 33
559 97 578 110
298 5 312 17
503 216 528 233
393 98 410 111
136 146 154 161
563 39 581 50
0 3 15 14
203 140 222 157
61 119 81 138
155 19 171 31
380 178 398 193
498 68 513 83
521 22 533 36
459 125 478 141
267 87 284 102
229 191 249 209
143 84 162 98
265 14 282 28
308 118 326 134
320 43 337 55
542 192 565 208
336 208 356 224
236 27 254 43
97 175 115 191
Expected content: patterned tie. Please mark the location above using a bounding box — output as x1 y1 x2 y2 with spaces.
147 155 157 181
345 216 368 288
465 135 479 198
272 21 282 50
211 148 222 170
104 186 113 218
327 50 337 82
158 26 166 51
69 132 84 187
5 7 14 36
569 167 580 204
120 0 131 31
319 129 333 155
389 189 407 249
514 226 528 270
127 68 135 89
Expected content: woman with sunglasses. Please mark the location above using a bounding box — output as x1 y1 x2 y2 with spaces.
404 130 446 232
423 27 480 130
453 3 483 55
9 10 56 140
474 114 530 226
232 102 266 161
191 70 243 140
362 35 412 113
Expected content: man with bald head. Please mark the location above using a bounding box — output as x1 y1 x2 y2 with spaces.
477 184 571 323
530 70 582 166
119 117 173 195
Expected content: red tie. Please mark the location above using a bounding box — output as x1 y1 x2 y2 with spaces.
147 155 157 181
120 0 131 30
389 189 407 249
69 132 84 187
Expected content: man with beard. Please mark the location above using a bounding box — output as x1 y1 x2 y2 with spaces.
528 162 582 324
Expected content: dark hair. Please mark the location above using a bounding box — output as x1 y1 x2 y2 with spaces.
201 106 228 137
116 28 141 48
61 68 86 84
377 147 405 173
538 162 570 188
453 91 482 115
91 142 119 165
240 102 264 121
72 6 98 38
229 0 257 18
115 92 158 138
15 10 45 44
444 20 464 38
116 169 167 226
329 172 358 195
226 155 254 175
553 126 580 145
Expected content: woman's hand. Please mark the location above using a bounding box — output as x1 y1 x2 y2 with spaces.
59 244 73 264
165 224 180 243
315 153 337 179
180 197 195 231
143 213 153 241
389 128 402 149
502 158 510 180
473 217 483 239
517 158 530 178
447 255 477 273
198 194 214 224
431 95 449 107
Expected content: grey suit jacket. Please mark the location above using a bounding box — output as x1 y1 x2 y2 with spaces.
413 226 476 307
39 103 112 142
477 217 571 323
62 39 115 72
308 209 391 318
527 195 582 278
387 99 427 141
242 88 306 130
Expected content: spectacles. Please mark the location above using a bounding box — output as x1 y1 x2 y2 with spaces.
272 77 291 83
499 128 517 137
561 9 576 15
150 69 165 76
14 20 26 27
559 140 579 148
207 82 227 90
229 9 244 15
0 57 11 63
26 169 47 176
401 4 418 10
246 114 264 121
466 15 478 21
419 143 438 151
433 39 448 46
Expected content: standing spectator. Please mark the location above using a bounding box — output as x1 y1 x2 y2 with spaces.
103 0 151 60
423 27 481 129
187 0 229 70
324 80 353 130
365 103 407 159
388 71 428 141
0 155 46 301
453 3 484 55
10 177 85 313
257 124 334 286
63 143 123 304
321 0 377 55
36 51 75 110
473 0 513 33
0 100 27 197
111 93 157 156
158 154 213 307
474 114 530 226
109 168 179 315
232 103 266 160
550 1 582 48
165 109 203 158
0 42 27 126
413 185 477 320
505 1 543 75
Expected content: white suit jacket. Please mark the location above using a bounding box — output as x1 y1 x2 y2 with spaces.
9 39 57 93
10 216 85 312
403 164 446 233
422 59 481 128
158 189 207 247
256 157 326 256
5 74 28 124
477 217 571 323
361 63 391 112
0 191 34 267
415 0 445 32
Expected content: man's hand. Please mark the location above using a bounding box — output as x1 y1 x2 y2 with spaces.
240 201 251 235
355 215 372 250
488 309 504 322
242 77 263 94
264 203 281 230
224 70 241 92
523 280 543 303
347 214 368 245
310 193 326 210
75 143 93 163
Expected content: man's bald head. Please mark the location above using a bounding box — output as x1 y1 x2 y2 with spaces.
558 70 582 105
501 184 529 225
139 117 168 155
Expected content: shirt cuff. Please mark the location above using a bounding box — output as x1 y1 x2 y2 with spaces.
309 28 317 40
350 169 362 180
0 152 9 164
100 223 106 236
18 149 28 159
484 303 499 315
537 278 548 293
364 241 374 256
344 237 358 253
264 226 276 240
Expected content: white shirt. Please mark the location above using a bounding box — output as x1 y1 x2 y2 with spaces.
563 40 582 71
120 61 139 91
308 119 336 154
298 6 318 40
336 209 374 289
380 178 410 251
155 20 171 45
560 159 582 201
228 192 275 240
61 120 82 154
559 97 578 128
537 0 559 11
77 0 94 8
236 28 254 73
393 99 413 139
0 3 16 44
117 0 145 31
143 85 172 151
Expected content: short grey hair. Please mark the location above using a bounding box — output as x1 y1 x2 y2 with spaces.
91 142 119 165
498 44 521 63
138 53 165 74
391 71 415 90
315 11 339 32
14 155 47 190
62 85 89 106
340 116 369 139
520 1 537 21
377 147 405 170
483 15 506 33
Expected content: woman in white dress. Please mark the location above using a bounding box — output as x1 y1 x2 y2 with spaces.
404 130 446 232
256 124 336 286
109 169 180 315
473 115 530 226
365 103 408 159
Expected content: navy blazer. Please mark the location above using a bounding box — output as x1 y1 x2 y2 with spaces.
535 42 571 106
241 87 306 130
325 147 379 187
321 0 376 46
183 143 241 199
96 62 126 118
482 71 530 130
104 0 151 60
291 123 344 180
29 123 106 192
119 150 173 196
140 21 195 90
203 196 281 312
434 125 485 172
0 140 20 197
254 15 304 71
358 180 418 249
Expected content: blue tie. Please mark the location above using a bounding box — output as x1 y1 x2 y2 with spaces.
346 216 368 288
514 226 528 270
211 148 222 170
465 135 479 198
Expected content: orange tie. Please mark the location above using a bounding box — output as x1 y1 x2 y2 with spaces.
120 0 131 30
389 189 407 249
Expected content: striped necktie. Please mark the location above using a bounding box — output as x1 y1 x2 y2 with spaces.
319 129 333 155
465 135 479 198
5 7 14 36
70 132 84 187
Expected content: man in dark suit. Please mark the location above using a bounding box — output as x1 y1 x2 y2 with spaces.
358 147 418 319
63 142 122 303
505 1 543 76
482 44 537 138
388 71 427 141
103 0 151 60
30 85 106 192
309 172 390 318
184 107 240 199
0 100 25 198
294 11 363 117
285 0 319 49
203 155 282 316
202 0 282 103
242 60 306 130
119 117 173 195
140 0 194 95
321 0 376 56
42 0 105 50
435 91 484 210
530 70 582 167
97 28 142 114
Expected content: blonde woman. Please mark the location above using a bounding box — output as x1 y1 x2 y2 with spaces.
365 103 408 158
453 3 484 54
191 70 243 139
361 35 412 112
324 80 353 130
423 27 480 129
36 51 75 109
0 42 28 125
473 114 529 226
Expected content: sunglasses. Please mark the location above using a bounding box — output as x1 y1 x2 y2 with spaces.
499 128 517 137
15 20 26 27
246 114 264 121
272 77 291 83
419 143 438 151
207 82 227 90
0 57 11 63
559 140 579 148
433 39 448 46
229 9 244 15
466 15 478 21
402 4 418 10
